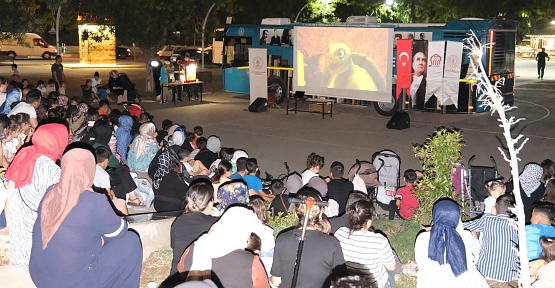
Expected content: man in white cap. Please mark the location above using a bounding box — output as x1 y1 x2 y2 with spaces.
160 60 172 104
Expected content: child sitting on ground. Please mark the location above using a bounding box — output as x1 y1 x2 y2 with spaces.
394 169 419 220
463 194 519 284
94 146 128 215
301 152 325 185
192 125 203 149
37 80 47 97
269 179 290 216
529 236 555 285
58 80 66 95
483 179 506 214
526 203 555 261
46 79 56 94
244 158 264 196
84 80 100 102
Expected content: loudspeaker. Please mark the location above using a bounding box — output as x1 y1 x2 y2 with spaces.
386 112 410 129
248 98 268 113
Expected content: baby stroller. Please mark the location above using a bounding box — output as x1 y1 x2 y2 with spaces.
347 160 381 198
465 155 499 216
372 150 402 218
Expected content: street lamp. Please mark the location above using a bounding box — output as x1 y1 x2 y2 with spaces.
55 5 61 55
551 20 555 25
294 4 309 23
385 0 394 6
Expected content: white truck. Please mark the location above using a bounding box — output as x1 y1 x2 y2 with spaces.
0 33 57 59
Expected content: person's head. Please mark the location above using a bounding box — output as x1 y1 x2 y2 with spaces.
21 78 28 87
8 114 23 135
347 200 374 232
346 191 370 212
139 112 152 123
177 147 191 162
540 237 555 263
541 159 555 182
248 195 268 224
262 30 268 40
162 119 173 131
520 163 544 195
95 145 111 169
246 158 258 175
485 179 506 199
16 112 30 132
47 79 55 86
26 89 42 108
194 125 203 137
246 233 262 255
236 157 248 173
70 97 79 106
196 137 207 149
212 160 233 183
413 51 427 76
494 193 516 216
139 122 156 137
185 182 214 214
109 70 119 78
219 147 235 162
60 80 66 88
55 55 62 64
294 187 325 229
85 79 92 87
330 161 344 179
403 169 418 186
0 115 11 138
545 180 555 206
542 48 546 52
206 135 221 153
93 71 100 80
98 100 110 112
11 63 17 70
0 77 7 93
37 80 45 88
270 179 285 195
419 33 425 40
306 152 324 172
531 202 555 225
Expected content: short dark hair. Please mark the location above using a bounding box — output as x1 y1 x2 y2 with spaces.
37 80 45 86
139 112 152 122
98 100 109 108
48 79 55 85
404 169 418 183
26 89 42 104
196 137 207 149
346 191 370 212
236 157 248 172
55 55 62 60
330 161 344 178
162 119 173 130
246 158 258 174
495 193 515 216
11 64 17 69
177 147 191 160
270 180 284 194
194 125 203 136
95 146 112 164
306 153 324 169
220 147 235 162
533 202 555 224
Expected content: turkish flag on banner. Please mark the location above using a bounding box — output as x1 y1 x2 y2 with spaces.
396 39 413 100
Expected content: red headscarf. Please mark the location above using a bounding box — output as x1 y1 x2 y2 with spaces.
40 148 96 249
5 123 68 189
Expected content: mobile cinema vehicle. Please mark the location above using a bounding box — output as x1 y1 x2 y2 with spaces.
221 17 517 116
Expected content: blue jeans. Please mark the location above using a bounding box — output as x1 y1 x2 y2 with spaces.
97 88 108 100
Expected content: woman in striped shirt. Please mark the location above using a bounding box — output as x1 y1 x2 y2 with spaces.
334 200 400 288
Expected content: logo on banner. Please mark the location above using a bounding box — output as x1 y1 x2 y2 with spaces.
253 56 264 70
429 53 442 67
445 55 460 73
399 52 410 66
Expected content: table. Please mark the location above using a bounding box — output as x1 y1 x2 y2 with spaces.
286 97 334 119
161 81 204 104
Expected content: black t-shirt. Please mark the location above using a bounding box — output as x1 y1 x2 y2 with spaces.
195 149 218 169
327 178 354 216
505 181 545 224
156 130 168 143
537 52 549 64
51 63 63 83
170 212 217 274
329 214 349 235
270 194 290 216
271 229 348 288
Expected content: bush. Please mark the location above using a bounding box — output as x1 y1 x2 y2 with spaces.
413 127 464 223
267 211 297 239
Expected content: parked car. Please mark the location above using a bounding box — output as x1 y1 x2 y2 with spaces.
116 46 131 59
171 47 212 64
157 45 188 59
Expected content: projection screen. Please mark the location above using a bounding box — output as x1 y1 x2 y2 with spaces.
293 26 394 102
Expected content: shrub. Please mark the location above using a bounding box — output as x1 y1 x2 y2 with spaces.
413 127 464 223
267 210 297 239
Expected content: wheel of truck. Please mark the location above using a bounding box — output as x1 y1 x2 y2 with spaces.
374 95 400 116
42 52 52 60
6 51 16 58
268 76 287 104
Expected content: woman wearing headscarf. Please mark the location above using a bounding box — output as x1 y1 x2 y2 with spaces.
175 206 269 288
149 145 191 212
506 163 545 223
29 146 142 287
5 123 68 270
115 115 133 162
128 122 159 173
69 102 88 135
72 108 99 142
414 199 488 288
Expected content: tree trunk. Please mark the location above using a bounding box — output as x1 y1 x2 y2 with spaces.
141 47 157 93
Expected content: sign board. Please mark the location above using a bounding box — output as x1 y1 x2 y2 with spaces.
248 48 268 104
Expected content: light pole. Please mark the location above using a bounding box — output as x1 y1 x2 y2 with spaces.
55 5 61 56
201 3 216 72
294 3 309 23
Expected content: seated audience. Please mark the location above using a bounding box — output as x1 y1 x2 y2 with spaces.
91 71 108 100
244 158 264 196
530 237 555 287
195 137 218 169
335 200 400 288
463 194 519 284
327 161 354 215
394 169 419 220
170 182 217 275
115 115 133 162
157 119 173 143
415 199 488 288
506 163 545 223
149 145 190 212
542 180 555 206
230 157 248 180
302 152 325 185
216 180 249 214
29 146 142 287
483 179 506 214
526 203 555 261
230 149 248 173
128 122 159 173
541 159 555 184
8 88 40 128
93 145 128 215
211 160 232 201
179 148 210 177
269 180 290 216
271 187 348 288
98 100 110 117
192 125 203 149
249 196 275 276
45 79 56 94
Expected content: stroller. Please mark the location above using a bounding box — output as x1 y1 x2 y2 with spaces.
347 160 381 198
372 150 402 218
465 155 499 216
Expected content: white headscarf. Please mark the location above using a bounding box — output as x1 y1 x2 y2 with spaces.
131 122 156 160
231 150 249 163
190 206 257 271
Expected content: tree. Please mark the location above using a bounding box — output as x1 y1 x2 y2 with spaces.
0 0 41 40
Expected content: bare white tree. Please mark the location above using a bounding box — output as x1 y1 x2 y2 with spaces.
464 31 531 288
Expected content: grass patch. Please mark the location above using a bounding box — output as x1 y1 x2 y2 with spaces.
140 249 173 288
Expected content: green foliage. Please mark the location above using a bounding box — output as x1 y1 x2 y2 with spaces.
267 210 297 239
413 127 464 223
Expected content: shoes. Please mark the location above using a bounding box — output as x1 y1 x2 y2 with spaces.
178 99 183 102
541 77 544 80
160 100 168 104
539 76 541 79
93 99 99 102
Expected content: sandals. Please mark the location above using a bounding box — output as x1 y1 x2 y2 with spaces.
127 197 145 207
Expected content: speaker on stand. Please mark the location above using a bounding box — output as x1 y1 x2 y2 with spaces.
386 111 410 129
248 97 268 113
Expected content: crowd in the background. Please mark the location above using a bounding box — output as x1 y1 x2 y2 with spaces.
1 62 555 288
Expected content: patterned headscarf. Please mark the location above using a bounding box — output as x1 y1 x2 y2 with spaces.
115 115 133 162
72 102 88 122
130 122 156 160
520 163 543 196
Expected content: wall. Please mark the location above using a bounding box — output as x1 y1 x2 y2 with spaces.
78 24 116 65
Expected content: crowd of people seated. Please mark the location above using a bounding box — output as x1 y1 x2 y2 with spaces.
2 71 555 287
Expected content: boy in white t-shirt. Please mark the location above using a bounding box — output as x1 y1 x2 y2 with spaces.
94 146 128 215
483 179 506 214
37 80 47 97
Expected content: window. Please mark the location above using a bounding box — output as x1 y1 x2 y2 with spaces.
224 37 252 67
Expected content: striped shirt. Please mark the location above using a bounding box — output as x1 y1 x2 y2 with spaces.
463 214 519 282
334 227 395 288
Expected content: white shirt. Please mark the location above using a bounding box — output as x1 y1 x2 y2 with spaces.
411 74 424 98
91 77 102 93
3 137 19 160
8 102 36 119
301 169 318 185
94 165 111 189
483 196 495 214
38 86 47 95
0 92 6 107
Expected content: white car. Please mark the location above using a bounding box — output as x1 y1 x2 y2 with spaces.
157 45 189 59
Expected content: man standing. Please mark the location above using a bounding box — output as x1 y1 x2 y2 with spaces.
536 48 550 80
160 61 172 104
51 55 65 91
152 55 162 99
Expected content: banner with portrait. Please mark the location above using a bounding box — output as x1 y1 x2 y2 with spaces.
248 48 268 104
425 41 445 103
259 29 293 46
410 40 428 107
442 41 463 107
